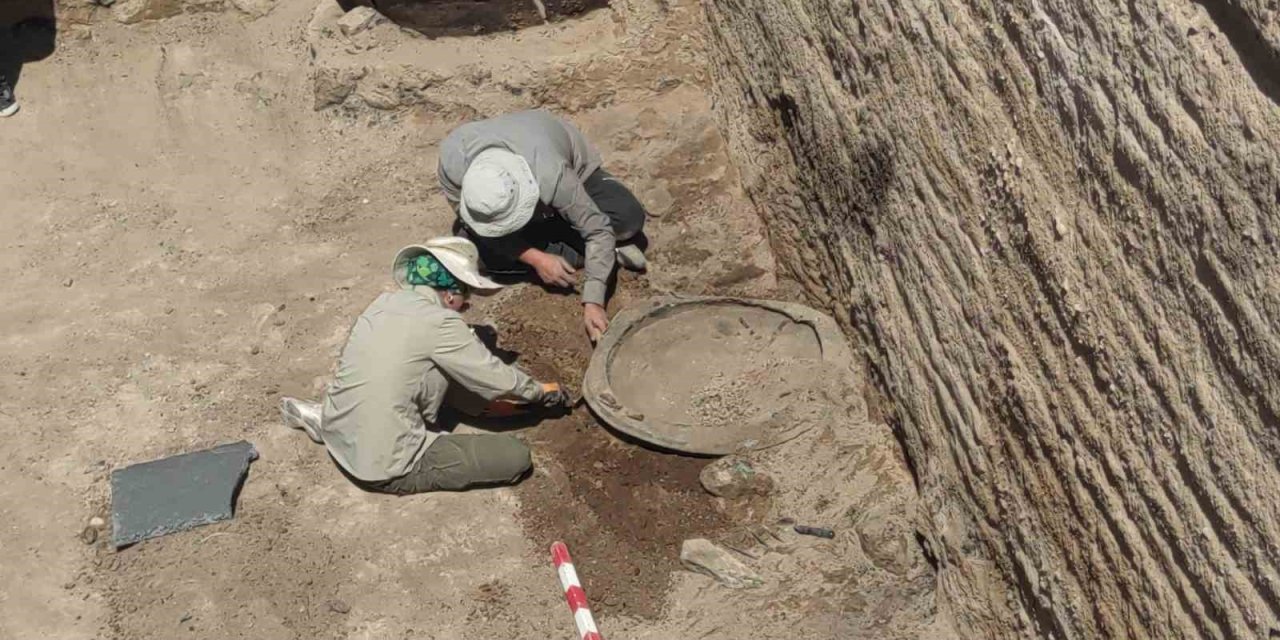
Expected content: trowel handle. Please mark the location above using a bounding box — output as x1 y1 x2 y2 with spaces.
794 525 835 539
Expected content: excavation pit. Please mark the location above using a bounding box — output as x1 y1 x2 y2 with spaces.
584 296 856 455
338 0 609 37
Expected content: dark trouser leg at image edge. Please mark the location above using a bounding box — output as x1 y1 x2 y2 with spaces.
0 74 17 117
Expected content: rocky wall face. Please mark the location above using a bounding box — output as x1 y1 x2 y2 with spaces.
703 0 1280 637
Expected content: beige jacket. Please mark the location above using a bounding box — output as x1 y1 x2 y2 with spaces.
320 288 544 481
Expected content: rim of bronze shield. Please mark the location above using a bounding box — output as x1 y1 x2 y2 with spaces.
582 295 855 455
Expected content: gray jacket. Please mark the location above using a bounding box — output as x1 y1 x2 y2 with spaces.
437 110 614 306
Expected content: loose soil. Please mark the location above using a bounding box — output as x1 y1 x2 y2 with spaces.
489 279 734 620
518 411 728 619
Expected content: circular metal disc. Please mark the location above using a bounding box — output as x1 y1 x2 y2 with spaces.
583 296 855 455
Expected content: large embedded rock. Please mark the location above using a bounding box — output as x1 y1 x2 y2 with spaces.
336 5 383 36
228 0 274 18
699 456 773 499
312 67 364 110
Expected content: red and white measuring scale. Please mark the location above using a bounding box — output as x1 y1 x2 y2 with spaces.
551 541 603 640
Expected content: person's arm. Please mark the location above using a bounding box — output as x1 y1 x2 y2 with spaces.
547 166 616 307
432 313 545 403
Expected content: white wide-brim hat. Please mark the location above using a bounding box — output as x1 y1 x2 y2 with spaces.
458 148 540 238
392 236 502 292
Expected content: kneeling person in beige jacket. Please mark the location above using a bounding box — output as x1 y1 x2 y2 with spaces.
281 237 567 494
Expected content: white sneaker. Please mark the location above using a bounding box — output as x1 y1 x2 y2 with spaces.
616 245 647 271
280 397 323 443
0 80 16 118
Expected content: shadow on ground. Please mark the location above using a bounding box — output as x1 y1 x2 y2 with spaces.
0 0 55 97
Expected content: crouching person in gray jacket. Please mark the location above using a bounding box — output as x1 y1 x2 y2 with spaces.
438 109 649 343
280 237 568 495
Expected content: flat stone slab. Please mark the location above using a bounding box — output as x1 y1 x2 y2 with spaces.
680 538 763 588
110 440 259 548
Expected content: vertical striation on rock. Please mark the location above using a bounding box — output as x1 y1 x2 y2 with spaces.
703 0 1280 637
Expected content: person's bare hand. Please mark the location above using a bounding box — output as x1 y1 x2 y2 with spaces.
532 252 576 289
583 303 609 343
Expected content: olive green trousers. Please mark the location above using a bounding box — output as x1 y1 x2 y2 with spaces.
354 434 532 495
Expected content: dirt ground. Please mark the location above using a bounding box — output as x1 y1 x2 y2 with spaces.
0 1 951 638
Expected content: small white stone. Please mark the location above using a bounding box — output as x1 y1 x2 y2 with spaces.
337 6 385 37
